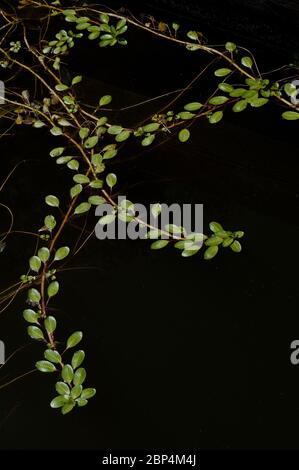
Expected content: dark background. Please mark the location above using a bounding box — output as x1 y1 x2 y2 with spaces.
0 0 298 449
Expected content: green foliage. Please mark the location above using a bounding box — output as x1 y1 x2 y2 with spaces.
178 128 190 142
47 281 59 298
67 331 83 349
4 3 297 418
54 246 70 261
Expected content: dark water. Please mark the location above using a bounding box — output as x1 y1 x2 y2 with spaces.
0 2 299 450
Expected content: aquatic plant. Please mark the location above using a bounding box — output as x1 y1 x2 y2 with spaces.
0 0 298 414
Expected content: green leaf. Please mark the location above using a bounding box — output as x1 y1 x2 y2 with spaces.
205 236 223 246
88 195 106 205
208 110 223 124
71 385 83 399
91 153 102 166
151 203 162 218
241 56 253 68
29 256 41 272
230 88 246 97
249 97 268 108
178 128 190 142
232 99 248 112
72 75 82 85
71 350 85 369
76 16 90 24
284 83 297 97
204 245 219 260
181 245 200 257
61 364 74 383
55 83 69 92
74 202 91 215
67 331 83 349
73 367 86 386
116 18 127 30
145 229 160 239
54 246 70 261
99 95 112 106
45 195 60 207
98 214 116 225
184 102 202 111
61 401 75 415
165 224 182 234
234 230 244 238
103 148 117 160
50 147 64 158
44 215 56 231
89 179 103 189
79 127 90 139
38 247 50 262
218 83 234 93
55 381 70 395
23 309 39 324
81 388 96 399
27 288 41 303
186 44 201 51
222 237 234 247
63 95 75 105
50 126 63 136
89 30 101 40
242 90 258 101
96 116 108 126
187 30 198 40
150 240 169 250
225 41 236 52
141 134 155 146
70 184 83 198
209 221 223 233
174 240 190 249
209 96 229 105
65 15 77 23
58 118 72 127
50 395 67 408
107 125 123 135
47 281 59 298
28 326 44 340
214 68 231 77
77 398 88 407
76 22 90 30
67 159 79 171
84 136 98 149
186 233 205 242
99 39 113 48
282 111 299 120
142 122 160 132
44 316 57 333
36 360 56 372
100 13 110 24
73 174 90 184
56 156 73 165
33 120 46 128
44 349 61 363
115 130 131 142
106 173 117 188
178 111 195 120
230 240 242 252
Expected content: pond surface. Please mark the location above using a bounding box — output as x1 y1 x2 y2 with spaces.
0 2 298 450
